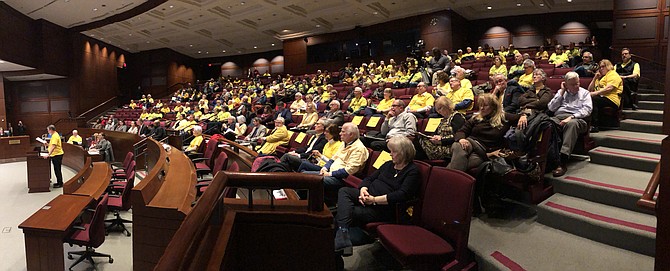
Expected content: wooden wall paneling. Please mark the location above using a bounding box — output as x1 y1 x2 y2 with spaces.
615 0 659 11
0 3 39 68
615 17 659 40
283 39 307 75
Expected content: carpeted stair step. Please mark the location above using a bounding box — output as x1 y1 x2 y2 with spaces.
537 194 656 256
622 109 663 122
469 217 654 271
638 101 664 110
637 93 664 102
548 160 654 213
589 130 663 154
589 146 659 172
619 119 663 134
638 87 663 94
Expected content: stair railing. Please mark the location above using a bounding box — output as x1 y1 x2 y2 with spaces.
637 163 660 211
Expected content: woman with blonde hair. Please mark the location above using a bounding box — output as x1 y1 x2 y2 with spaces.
295 102 319 131
588 59 623 132
447 93 520 172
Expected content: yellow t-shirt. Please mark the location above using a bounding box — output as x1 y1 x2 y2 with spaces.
376 98 395 112
475 52 486 59
320 91 331 102
318 140 344 166
67 135 82 145
446 87 475 113
518 73 533 87
597 70 624 107
549 52 569 65
349 97 368 111
265 88 274 98
187 135 204 152
160 107 171 114
217 111 232 122
489 65 508 76
408 92 435 111
49 133 64 156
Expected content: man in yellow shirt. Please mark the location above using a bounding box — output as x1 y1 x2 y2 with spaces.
406 82 435 117
446 77 475 113
66 129 83 145
518 59 536 88
347 87 368 115
45 125 64 188
549 45 569 67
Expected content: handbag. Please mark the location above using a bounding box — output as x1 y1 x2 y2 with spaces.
488 156 514 176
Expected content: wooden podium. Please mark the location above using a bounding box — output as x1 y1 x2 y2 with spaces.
26 151 51 193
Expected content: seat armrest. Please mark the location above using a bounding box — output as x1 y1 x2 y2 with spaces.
191 157 209 163
197 177 213 183
109 194 121 198
188 152 204 159
85 208 96 213
344 175 362 188
196 168 211 175
72 225 86 231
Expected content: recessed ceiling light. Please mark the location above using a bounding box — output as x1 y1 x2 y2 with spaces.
206 51 209 54
189 44 193 47
146 41 150 43
517 3 521 6
228 6 232 8
539 3 545 6
93 8 98 11
0 60 6 64
222 50 226 53
355 43 359 46
373 11 378 15
240 1 245 5
100 37 104 40
487 6 492 10
91 34 95 37
271 43 275 46
253 46 257 49
238 50 242 53
567 0 572 2
169 5 174 8
129 33 132 36
315 24 321 28
282 29 289 32
198 51 202 54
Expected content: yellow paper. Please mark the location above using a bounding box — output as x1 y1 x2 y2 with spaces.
424 118 442 133
352 115 364 125
366 116 381 127
295 132 307 143
373 151 393 169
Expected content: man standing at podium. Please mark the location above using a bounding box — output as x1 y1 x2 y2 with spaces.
44 125 64 188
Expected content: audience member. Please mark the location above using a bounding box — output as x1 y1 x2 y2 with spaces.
415 97 465 160
257 117 290 155
295 102 319 131
365 100 417 151
334 136 419 255
445 76 475 114
508 53 525 80
347 87 368 115
574 51 597 78
615 48 641 110
184 125 204 153
324 100 345 127
548 72 593 177
406 82 434 118
549 45 569 67
127 121 139 135
489 55 508 77
518 59 535 88
447 94 520 172
588 59 623 132
281 119 329 171
66 129 83 145
94 133 114 162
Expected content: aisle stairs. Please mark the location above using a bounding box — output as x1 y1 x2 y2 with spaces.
469 85 663 270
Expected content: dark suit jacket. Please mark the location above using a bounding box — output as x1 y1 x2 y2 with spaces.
296 133 328 159
325 110 345 127
276 108 293 124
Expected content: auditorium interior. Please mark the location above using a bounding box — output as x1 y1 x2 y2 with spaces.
0 0 669 270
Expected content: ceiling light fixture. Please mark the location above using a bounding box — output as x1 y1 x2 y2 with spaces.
271 43 275 46
93 8 98 11
198 51 202 54
240 1 245 5
189 44 193 47
223 50 226 53
91 34 95 37
517 3 521 6
282 29 289 32
373 11 378 15
316 24 321 28
487 6 492 10
0 60 5 64
146 41 150 43
540 3 545 6
169 5 174 8
567 0 572 2
253 46 257 49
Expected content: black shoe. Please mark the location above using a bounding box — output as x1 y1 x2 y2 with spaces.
334 228 353 256
632 104 639 111
589 126 599 133
53 183 63 188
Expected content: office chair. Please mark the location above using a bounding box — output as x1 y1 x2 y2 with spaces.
106 172 134 237
64 194 113 270
111 151 134 171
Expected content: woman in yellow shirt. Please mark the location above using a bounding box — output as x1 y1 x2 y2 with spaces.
488 56 508 77
365 88 395 116
296 103 319 130
298 124 344 171
588 60 623 132
517 59 535 88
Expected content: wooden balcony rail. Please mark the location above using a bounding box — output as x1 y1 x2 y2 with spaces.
637 163 660 211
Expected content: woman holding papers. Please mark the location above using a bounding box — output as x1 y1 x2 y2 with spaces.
415 96 465 160
333 136 420 256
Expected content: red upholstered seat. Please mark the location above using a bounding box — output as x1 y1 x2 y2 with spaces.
377 225 455 264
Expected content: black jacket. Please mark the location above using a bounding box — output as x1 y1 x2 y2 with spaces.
295 133 328 159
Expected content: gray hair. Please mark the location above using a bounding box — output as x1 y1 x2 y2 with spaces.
387 135 416 165
533 69 547 82
330 100 340 108
564 71 580 82
47 125 56 131
275 116 285 124
193 125 203 133
523 59 535 68
342 123 360 140
451 66 465 74
237 115 246 124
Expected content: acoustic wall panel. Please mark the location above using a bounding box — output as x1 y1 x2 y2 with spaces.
616 17 658 39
